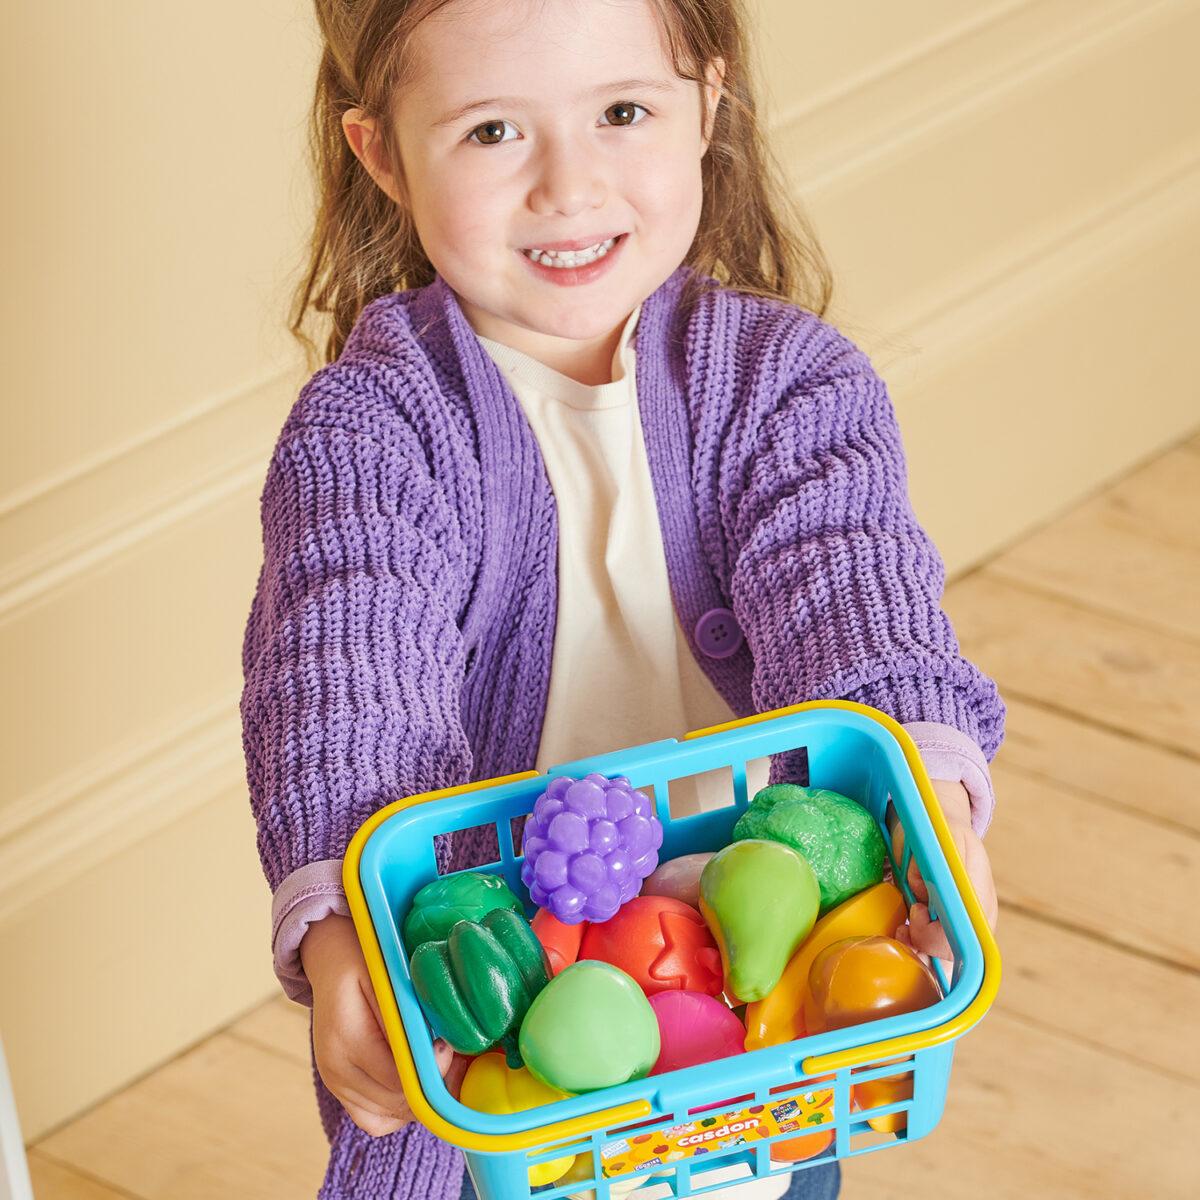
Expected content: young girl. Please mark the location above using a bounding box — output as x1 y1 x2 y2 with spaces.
240 1 1004 1197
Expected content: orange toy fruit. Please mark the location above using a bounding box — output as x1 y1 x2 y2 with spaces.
804 935 942 1133
531 908 586 976
803 935 942 1035
767 1079 836 1162
578 896 723 996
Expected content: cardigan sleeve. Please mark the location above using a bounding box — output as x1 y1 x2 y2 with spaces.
904 720 997 837
726 343 1005 827
240 418 475 924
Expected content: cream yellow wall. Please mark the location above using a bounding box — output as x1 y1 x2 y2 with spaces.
2 0 1196 1139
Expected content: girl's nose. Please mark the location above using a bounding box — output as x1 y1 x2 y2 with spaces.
528 137 607 215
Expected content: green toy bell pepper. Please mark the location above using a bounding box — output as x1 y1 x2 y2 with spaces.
402 870 522 953
410 907 550 1067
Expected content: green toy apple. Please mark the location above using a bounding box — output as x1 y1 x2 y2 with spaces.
518 961 659 1093
698 839 820 1003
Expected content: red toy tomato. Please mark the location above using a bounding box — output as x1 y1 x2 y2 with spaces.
578 896 722 996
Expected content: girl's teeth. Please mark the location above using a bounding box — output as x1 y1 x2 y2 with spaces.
525 237 617 267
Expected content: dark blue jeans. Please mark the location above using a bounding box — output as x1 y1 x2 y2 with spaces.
458 1157 841 1198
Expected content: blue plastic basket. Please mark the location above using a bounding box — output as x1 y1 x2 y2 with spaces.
345 700 1001 1199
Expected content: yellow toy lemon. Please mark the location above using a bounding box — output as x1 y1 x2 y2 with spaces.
560 1149 658 1200
460 1052 575 1186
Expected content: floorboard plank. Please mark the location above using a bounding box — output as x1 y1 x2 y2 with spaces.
26 1154 135 1200
843 1011 1195 1199
995 697 1200 834
985 762 1198 969
1095 444 1200 553
32 1034 328 1200
991 907 1200 1083
986 495 1200 642
945 572 1200 756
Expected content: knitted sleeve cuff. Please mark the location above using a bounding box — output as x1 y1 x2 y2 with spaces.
903 720 996 838
319 1117 465 1199
271 859 350 1007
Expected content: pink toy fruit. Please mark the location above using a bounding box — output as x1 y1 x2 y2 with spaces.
640 852 714 908
648 991 747 1075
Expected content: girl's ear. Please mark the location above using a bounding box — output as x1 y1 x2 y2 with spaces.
700 57 727 154
342 108 409 208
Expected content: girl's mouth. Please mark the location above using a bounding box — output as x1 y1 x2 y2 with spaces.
518 234 628 286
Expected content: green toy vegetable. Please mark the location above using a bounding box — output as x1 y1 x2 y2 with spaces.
402 870 522 953
733 784 886 913
409 908 550 1066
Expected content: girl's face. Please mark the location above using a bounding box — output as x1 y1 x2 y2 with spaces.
356 0 723 377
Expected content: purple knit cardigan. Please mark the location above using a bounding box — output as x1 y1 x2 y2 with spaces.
240 264 1004 1198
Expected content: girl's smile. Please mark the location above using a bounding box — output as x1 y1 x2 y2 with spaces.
518 232 630 286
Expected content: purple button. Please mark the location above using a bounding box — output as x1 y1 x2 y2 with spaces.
694 607 743 659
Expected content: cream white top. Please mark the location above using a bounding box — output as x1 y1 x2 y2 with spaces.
475 307 784 1200
475 305 772 813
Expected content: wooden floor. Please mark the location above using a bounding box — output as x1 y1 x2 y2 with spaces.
25 432 1200 1199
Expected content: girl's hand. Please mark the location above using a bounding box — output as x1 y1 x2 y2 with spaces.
300 913 469 1137
888 779 998 967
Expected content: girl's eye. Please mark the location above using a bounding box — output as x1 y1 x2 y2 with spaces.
601 101 649 128
466 119 517 147
465 101 650 146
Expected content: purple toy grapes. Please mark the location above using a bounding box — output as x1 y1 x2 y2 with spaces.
520 773 663 923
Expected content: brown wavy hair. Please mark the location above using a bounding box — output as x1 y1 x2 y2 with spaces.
290 0 835 368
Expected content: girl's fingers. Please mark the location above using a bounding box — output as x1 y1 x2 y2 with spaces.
444 1050 471 1101
324 1064 412 1132
907 855 928 905
339 1092 407 1138
360 975 389 1035
892 803 999 979
344 1056 415 1120
355 1021 408 1094
433 1038 473 1100
316 986 410 1116
889 821 904 873
343 1041 458 1124
959 835 1000 930
895 913 934 966
907 902 953 962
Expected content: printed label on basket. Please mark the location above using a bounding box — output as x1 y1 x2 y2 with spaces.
599 1088 834 1177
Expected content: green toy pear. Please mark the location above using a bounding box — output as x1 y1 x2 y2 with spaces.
698 839 820 1003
